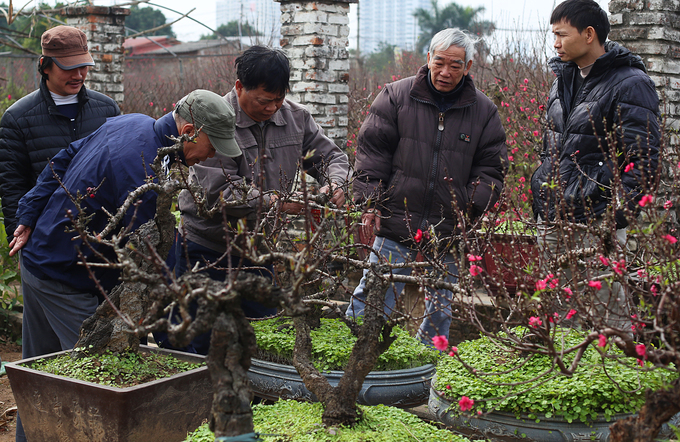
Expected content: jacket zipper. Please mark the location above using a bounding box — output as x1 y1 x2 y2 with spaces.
411 96 474 233
255 123 268 191
419 112 444 231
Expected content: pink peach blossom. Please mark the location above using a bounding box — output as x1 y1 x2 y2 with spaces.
432 335 448 351
459 396 474 412
588 281 603 290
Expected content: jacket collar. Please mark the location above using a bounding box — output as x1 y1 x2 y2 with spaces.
154 112 186 165
154 112 180 147
409 64 477 108
40 77 89 116
226 87 288 129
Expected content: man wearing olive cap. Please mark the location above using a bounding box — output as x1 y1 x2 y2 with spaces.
0 25 120 240
8 89 239 442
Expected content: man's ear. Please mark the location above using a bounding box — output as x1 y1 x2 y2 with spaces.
180 123 195 136
585 26 598 45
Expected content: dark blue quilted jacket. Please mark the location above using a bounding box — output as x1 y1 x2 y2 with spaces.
531 42 660 228
0 78 120 236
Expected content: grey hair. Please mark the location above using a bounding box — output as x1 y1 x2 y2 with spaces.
173 109 190 128
428 28 480 64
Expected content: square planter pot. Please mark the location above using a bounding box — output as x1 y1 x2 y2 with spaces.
6 345 211 442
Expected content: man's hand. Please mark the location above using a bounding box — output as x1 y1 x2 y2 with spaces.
360 209 381 242
269 192 305 215
9 225 32 256
320 184 346 208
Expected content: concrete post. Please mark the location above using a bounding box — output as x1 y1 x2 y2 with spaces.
59 5 130 105
275 0 357 148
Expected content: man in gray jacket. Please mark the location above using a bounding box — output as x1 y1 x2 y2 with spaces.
163 46 350 354
347 28 507 345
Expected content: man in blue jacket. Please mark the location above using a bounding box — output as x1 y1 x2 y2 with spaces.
531 0 660 328
10 89 240 357
8 89 240 441
0 25 120 238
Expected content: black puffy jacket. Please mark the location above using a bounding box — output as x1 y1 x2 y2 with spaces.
531 42 660 227
0 78 120 236
353 66 507 244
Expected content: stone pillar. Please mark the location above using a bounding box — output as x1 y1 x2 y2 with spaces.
276 0 357 148
59 5 130 104
608 0 680 147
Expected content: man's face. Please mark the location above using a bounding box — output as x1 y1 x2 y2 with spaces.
427 45 472 93
235 80 285 122
182 129 216 166
552 20 591 67
43 62 88 96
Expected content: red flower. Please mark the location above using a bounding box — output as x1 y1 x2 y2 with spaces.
639 195 654 207
414 229 423 243
635 344 646 359
459 396 474 412
624 162 634 173
598 334 607 347
566 309 577 320
599 255 610 266
528 316 542 327
448 347 458 357
467 254 483 262
469 264 483 276
588 280 602 290
432 335 448 351
664 235 677 244
613 259 626 275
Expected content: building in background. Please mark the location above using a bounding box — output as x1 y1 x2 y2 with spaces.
216 0 281 42
358 0 433 54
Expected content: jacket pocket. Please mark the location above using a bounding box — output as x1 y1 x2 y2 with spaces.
563 161 607 210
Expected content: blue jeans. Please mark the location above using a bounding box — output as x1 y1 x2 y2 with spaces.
153 235 277 355
345 236 458 344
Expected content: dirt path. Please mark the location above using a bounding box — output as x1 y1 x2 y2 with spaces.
0 339 21 442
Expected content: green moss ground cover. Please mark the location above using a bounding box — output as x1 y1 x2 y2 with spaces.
185 400 473 442
252 317 439 372
434 328 677 423
30 350 203 388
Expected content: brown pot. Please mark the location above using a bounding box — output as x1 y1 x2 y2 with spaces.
482 233 539 295
6 345 211 442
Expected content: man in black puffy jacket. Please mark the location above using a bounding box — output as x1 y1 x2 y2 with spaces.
0 25 120 238
531 0 660 328
347 28 507 345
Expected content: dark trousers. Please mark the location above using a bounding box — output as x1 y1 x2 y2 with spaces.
153 236 277 355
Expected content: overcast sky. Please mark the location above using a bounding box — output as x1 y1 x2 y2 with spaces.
46 0 609 50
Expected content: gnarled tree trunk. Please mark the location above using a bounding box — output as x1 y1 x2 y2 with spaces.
609 378 680 442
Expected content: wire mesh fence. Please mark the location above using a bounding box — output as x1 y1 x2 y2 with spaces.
123 54 238 117
0 54 39 98
0 53 239 118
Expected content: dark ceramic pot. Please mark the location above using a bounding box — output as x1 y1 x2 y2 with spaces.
249 358 435 407
6 345 211 442
428 384 679 442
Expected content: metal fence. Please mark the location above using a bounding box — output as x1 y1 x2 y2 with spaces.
0 53 239 118
123 53 238 116
0 54 40 99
